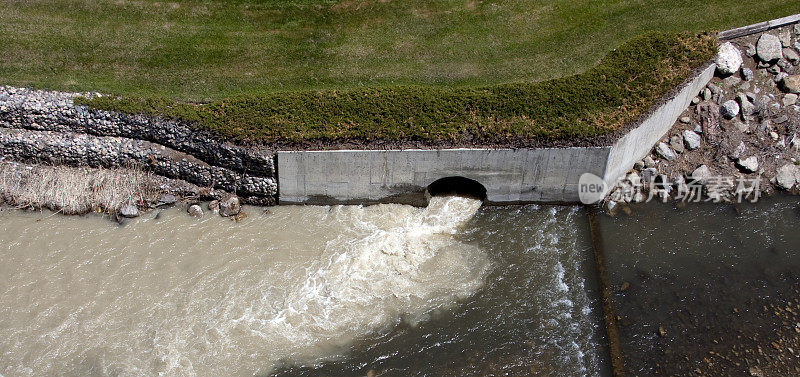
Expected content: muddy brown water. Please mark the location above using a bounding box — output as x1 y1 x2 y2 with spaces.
0 197 609 377
3 194 798 377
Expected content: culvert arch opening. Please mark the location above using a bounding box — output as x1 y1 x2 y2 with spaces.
425 176 487 202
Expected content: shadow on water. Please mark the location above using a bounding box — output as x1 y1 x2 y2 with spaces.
268 205 611 377
594 194 800 376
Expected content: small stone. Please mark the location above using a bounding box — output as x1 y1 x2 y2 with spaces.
715 42 743 75
723 75 742 87
757 34 783 62
702 88 712 101
721 100 740 119
643 156 657 168
119 204 139 218
775 164 798 190
770 131 779 140
207 200 220 212
790 133 800 151
784 93 798 106
737 93 755 116
691 96 701 105
655 142 676 161
634 160 645 170
776 71 789 83
604 200 617 214
795 24 800 35
670 135 685 153
745 44 756 57
694 124 703 133
768 64 782 75
741 67 754 81
774 115 789 124
731 141 746 160
785 48 800 65
736 156 759 173
620 281 630 291
779 29 792 47
680 116 691 124
733 120 749 133
157 193 177 206
683 130 701 150
691 165 712 184
219 196 241 217
187 204 203 218
658 326 667 337
778 58 794 74
780 75 800 93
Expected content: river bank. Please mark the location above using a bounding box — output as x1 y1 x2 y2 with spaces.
604 23 800 212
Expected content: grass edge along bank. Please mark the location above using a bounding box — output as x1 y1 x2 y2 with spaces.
76 32 716 145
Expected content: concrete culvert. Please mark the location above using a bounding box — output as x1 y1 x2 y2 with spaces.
425 176 487 202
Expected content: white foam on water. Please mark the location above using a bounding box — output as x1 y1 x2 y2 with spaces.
0 196 489 377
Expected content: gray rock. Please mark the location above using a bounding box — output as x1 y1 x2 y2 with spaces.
694 124 703 133
790 134 800 151
735 156 759 173
670 135 685 153
732 120 750 133
715 42 743 75
655 142 676 161
730 141 746 160
634 160 645 170
784 48 800 65
756 34 783 62
187 204 203 218
777 59 794 74
219 196 241 217
120 204 139 218
643 156 657 168
680 116 691 124
737 93 755 116
775 72 789 84
780 75 800 93
691 165 713 184
795 24 800 35
779 29 792 47
208 200 220 212
741 67 754 81
604 200 617 214
683 130 701 150
745 44 757 57
721 100 740 119
702 87 713 101
775 164 798 190
157 193 177 206
783 93 798 106
723 75 742 87
767 64 782 75
691 96 701 105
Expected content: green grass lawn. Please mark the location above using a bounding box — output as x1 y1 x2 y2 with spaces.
1 0 796 101
78 32 715 144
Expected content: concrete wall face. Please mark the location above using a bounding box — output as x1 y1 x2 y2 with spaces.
278 147 610 204
602 64 716 190
277 64 715 205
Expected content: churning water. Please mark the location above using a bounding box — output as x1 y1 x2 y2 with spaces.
0 197 608 376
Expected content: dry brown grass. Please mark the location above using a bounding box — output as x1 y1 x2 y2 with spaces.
0 161 161 215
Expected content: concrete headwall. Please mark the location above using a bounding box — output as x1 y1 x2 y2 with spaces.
278 147 610 204
277 63 716 205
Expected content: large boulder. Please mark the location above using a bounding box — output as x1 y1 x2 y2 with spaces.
715 42 743 75
219 196 241 217
780 75 800 93
756 34 783 62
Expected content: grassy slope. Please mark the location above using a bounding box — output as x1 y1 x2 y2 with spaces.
0 0 796 101
78 32 715 144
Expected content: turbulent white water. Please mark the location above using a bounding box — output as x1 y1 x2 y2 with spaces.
0 196 489 376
